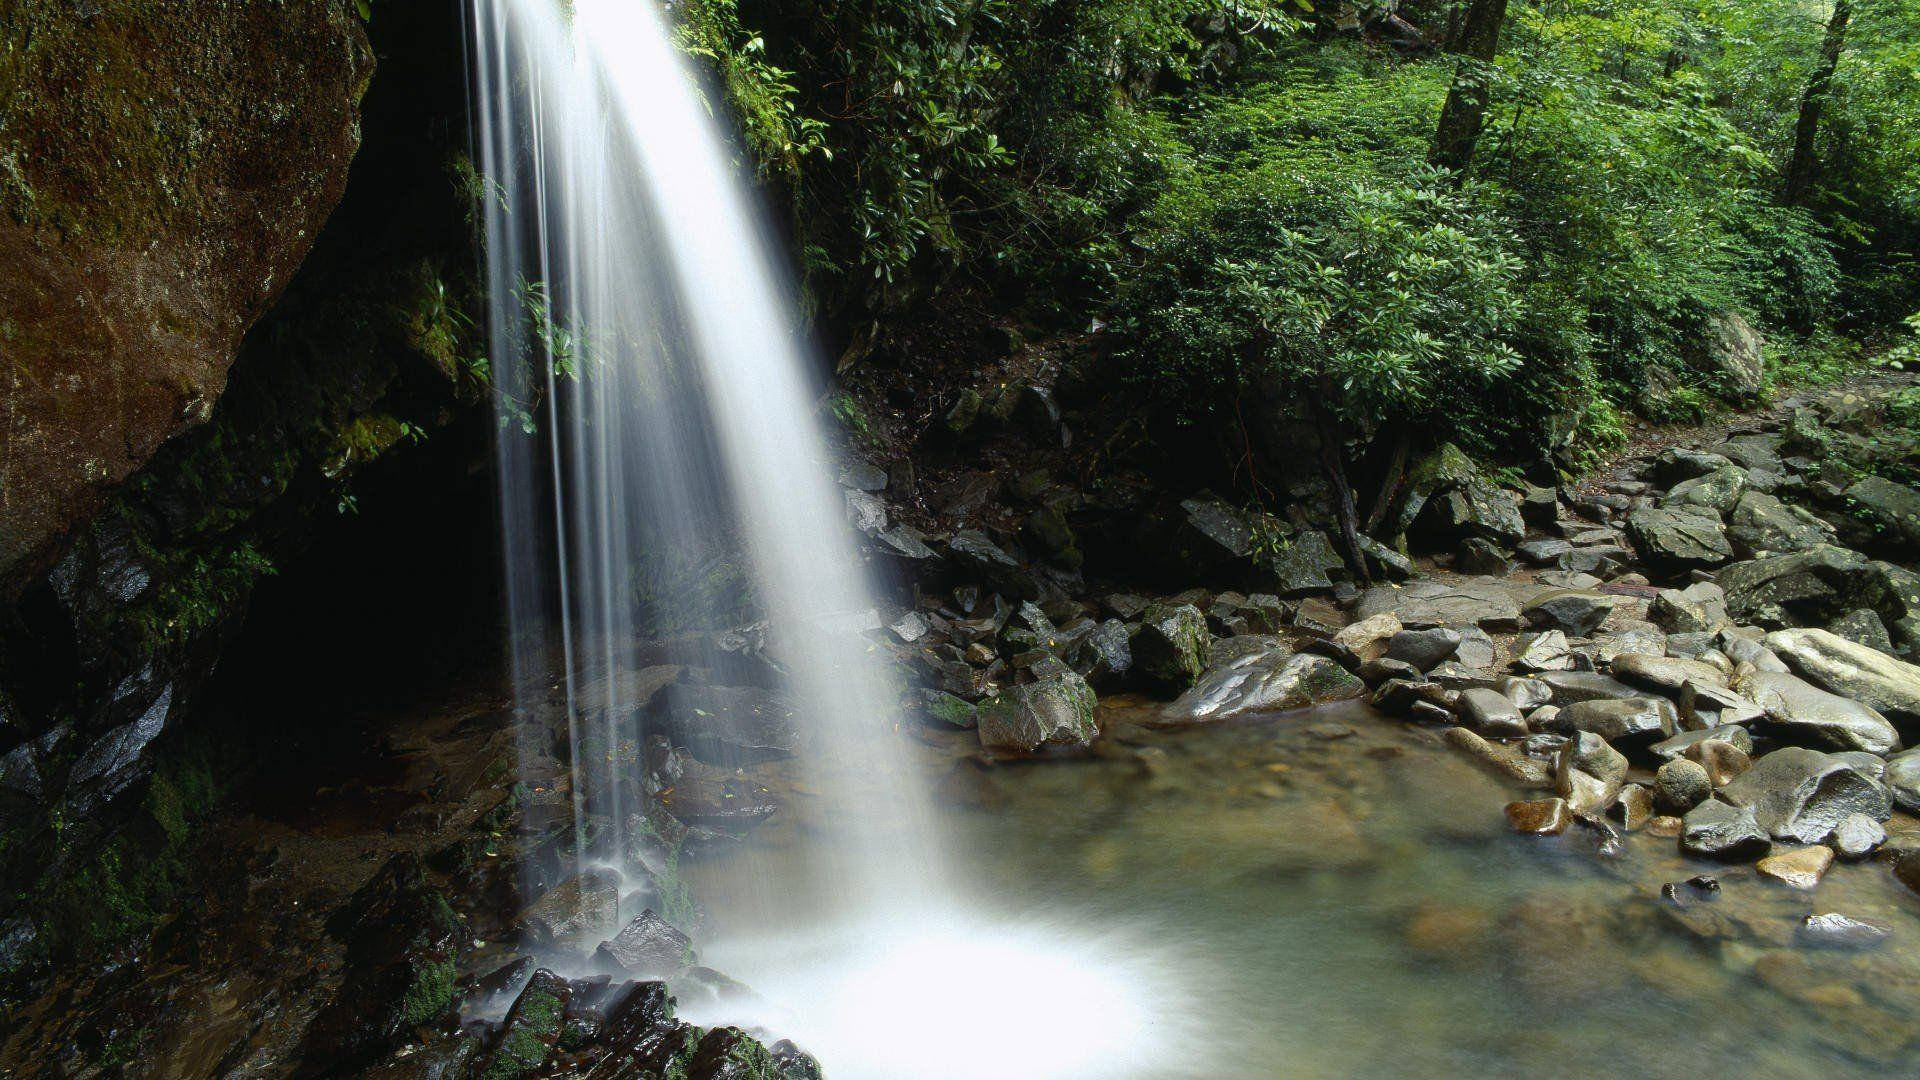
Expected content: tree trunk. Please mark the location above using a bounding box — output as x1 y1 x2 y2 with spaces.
1783 0 1851 206
1312 382 1372 586
1430 0 1509 178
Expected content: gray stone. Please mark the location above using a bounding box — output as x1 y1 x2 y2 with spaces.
1656 759 1713 812
519 869 623 951
1799 912 1891 949
1555 697 1677 744
1558 730 1628 789
1455 537 1515 576
1352 580 1523 632
1662 465 1748 515
1827 609 1896 654
1385 627 1462 672
1457 687 1529 737
1079 619 1133 684
1720 747 1892 843
1726 491 1834 559
1765 627 1920 724
1719 632 1790 673
1883 748 1920 812
1829 813 1886 861
1498 676 1553 711
1517 539 1573 565
1267 529 1347 596
1719 544 1876 629
1652 725 1754 761
595 909 694 976
1129 604 1210 691
1697 311 1765 397
1160 650 1362 725
978 667 1099 752
1651 582 1728 634
947 530 1040 600
1680 799 1771 860
1523 590 1618 637
1537 670 1639 706
1612 654 1726 695
1627 506 1734 571
1678 680 1764 730
1735 669 1901 756
1513 630 1574 672
1841 475 1920 548
1454 627 1498 669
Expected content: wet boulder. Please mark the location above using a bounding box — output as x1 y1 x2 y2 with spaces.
1765 628 1920 725
596 909 694 977
1128 604 1210 691
1720 747 1891 844
300 855 463 1069
1266 528 1347 596
1536 671 1639 706
976 665 1098 752
1656 759 1712 813
1331 612 1403 663
1455 687 1528 737
518 868 624 952
1734 669 1901 756
650 684 801 766
1161 649 1362 725
1882 748 1920 812
1551 697 1677 745
479 969 571 1080
1679 799 1771 860
1612 654 1727 696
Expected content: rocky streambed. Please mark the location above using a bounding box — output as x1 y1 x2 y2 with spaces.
8 376 1920 1077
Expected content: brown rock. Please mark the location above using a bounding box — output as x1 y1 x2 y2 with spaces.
1757 845 1834 890
0 2 373 589
1506 797 1572 835
1682 739 1752 787
1647 815 1684 837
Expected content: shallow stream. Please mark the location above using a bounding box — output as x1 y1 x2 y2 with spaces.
685 698 1920 1078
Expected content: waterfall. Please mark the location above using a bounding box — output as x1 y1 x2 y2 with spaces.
469 1 1182 1074
472 0 945 919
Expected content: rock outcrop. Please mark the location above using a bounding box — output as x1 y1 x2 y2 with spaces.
0 1 374 591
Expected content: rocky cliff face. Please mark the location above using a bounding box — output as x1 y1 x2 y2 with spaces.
0 0 373 593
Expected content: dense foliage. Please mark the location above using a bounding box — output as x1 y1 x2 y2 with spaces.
680 0 1917 466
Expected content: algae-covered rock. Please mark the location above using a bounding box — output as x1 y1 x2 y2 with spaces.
977 665 1099 752
1128 603 1210 691
0 0 373 589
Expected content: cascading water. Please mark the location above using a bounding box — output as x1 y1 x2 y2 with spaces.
469 1 1188 1074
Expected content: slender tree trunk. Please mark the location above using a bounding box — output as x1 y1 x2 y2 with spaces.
1430 0 1509 179
1783 0 1851 206
1312 381 1371 586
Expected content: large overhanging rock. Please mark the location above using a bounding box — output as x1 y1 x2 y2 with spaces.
0 2 373 591
1765 628 1920 725
1734 669 1902 756
1719 747 1891 844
